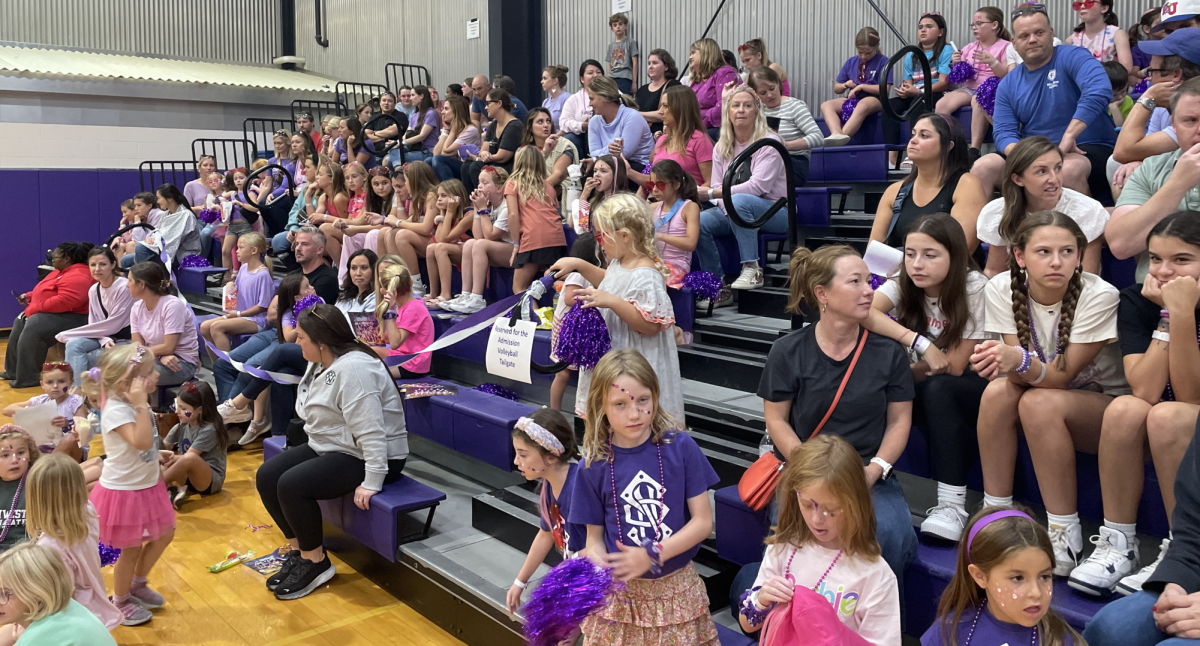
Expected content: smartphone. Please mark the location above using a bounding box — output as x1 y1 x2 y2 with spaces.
11 290 22 303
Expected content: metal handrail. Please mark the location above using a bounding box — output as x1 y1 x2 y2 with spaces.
720 138 797 247
879 45 934 124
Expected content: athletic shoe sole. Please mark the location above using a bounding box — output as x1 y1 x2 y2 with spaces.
129 594 165 610
1115 579 1140 596
1067 575 1115 597
919 522 964 542
274 563 336 600
238 423 272 446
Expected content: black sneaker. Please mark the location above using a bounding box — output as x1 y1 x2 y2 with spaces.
265 550 301 591
273 555 336 600
968 147 981 165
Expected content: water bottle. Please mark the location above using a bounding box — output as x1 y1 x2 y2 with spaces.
759 432 774 457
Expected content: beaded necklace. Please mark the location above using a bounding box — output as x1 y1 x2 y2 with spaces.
783 546 841 591
609 438 666 545
963 601 1039 646
0 474 26 546
1025 285 1065 362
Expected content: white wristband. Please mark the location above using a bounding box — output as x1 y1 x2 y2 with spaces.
1029 360 1048 385
1153 330 1170 343
913 335 932 355
512 578 527 589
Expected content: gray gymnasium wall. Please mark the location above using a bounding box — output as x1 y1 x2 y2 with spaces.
543 0 1149 114
295 0 491 92
0 0 280 64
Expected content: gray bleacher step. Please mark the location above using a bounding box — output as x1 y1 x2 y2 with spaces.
678 342 766 390
735 286 790 320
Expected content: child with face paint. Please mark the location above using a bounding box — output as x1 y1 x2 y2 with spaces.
2 364 88 458
921 506 1083 646
0 426 38 556
161 382 227 509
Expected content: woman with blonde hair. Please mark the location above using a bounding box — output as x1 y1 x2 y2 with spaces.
586 76 653 173
688 38 741 129
506 146 567 292
0 543 117 644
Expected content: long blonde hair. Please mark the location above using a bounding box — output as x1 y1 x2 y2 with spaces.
716 86 769 161
237 231 273 277
374 260 413 328
583 349 679 466
592 193 670 278
26 454 89 545
767 435 881 560
689 37 726 82
507 146 551 204
92 343 156 404
0 543 74 624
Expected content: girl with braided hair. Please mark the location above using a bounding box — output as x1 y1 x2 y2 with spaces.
970 211 1129 581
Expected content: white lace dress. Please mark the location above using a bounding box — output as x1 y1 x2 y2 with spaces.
574 259 685 425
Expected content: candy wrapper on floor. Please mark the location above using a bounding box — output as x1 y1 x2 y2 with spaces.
243 547 289 577
522 558 621 646
208 550 255 573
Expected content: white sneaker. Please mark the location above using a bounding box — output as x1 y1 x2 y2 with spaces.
899 159 914 171
730 266 764 290
456 293 487 314
238 418 272 446
1069 527 1139 595
1048 522 1084 577
698 288 734 310
218 399 253 424
1116 537 1170 596
921 504 969 541
439 293 470 312
411 279 427 299
824 134 851 147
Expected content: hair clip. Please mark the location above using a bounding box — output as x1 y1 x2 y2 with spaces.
85 367 101 382
128 345 147 365
42 361 71 373
515 417 564 456
181 381 199 393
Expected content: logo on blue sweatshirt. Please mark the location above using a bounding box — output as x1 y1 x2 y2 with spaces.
1047 68 1059 90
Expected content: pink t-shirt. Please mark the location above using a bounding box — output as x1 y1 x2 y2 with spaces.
653 129 714 187
959 39 1012 90
131 294 200 367
389 298 434 373
37 504 123 630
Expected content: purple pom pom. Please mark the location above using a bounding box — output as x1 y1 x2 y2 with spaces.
1132 77 1151 97
870 273 887 291
197 207 221 224
681 270 722 302
99 542 121 567
292 293 323 321
523 558 620 646
180 255 211 269
840 96 860 124
555 302 610 370
947 61 977 85
475 383 520 401
976 76 1000 117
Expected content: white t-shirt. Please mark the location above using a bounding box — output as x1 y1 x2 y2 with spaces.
877 272 991 350
985 271 1130 395
98 400 161 491
751 542 901 646
490 201 512 243
976 188 1109 248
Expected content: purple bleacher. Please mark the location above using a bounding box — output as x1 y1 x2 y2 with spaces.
814 113 885 146
809 144 906 184
177 266 227 296
716 623 756 646
668 287 694 333
450 391 535 470
398 378 448 443
714 486 771 566
796 186 852 227
193 313 250 352
262 435 446 562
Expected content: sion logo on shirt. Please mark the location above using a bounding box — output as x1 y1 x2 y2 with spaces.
620 470 673 544
815 581 862 616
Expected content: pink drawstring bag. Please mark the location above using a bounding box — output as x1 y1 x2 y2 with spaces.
760 586 873 646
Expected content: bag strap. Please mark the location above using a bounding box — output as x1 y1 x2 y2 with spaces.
886 181 914 241
95 283 109 319
809 328 869 440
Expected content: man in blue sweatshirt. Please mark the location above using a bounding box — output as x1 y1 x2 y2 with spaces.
971 4 1117 203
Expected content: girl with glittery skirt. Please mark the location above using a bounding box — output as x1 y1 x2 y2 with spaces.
738 434 900 645
568 349 719 646
921 505 1083 646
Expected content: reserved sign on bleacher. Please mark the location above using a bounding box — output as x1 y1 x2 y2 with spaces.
485 319 536 384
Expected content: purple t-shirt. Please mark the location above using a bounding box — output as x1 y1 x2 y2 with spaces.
334 138 379 169
836 52 892 86
568 431 719 578
538 461 587 555
130 294 199 367
920 606 1076 646
234 265 276 330
413 109 441 151
183 180 209 208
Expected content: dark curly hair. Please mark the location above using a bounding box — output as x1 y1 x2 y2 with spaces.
55 241 94 266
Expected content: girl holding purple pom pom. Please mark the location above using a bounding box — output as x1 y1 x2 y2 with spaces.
549 233 605 412
569 349 720 645
506 409 583 614
820 27 888 144
937 7 1016 155
547 193 685 423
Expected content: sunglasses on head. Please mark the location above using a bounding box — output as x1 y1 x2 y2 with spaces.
1013 2 1048 17
296 113 313 121
42 362 70 373
368 167 390 177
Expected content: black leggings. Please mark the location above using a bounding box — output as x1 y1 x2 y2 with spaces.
914 371 988 487
882 93 945 146
256 444 405 551
1079 143 1115 207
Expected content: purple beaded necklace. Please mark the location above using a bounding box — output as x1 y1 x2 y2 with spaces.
963 601 1039 646
609 438 666 545
1025 291 1064 363
783 546 841 590
0 474 26 545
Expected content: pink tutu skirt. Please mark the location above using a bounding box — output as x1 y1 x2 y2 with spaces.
89 480 176 549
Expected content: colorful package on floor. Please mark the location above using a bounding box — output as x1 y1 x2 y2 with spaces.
208 550 255 573
243 547 289 577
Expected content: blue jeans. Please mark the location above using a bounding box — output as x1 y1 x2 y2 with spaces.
1083 590 1199 645
271 231 292 255
385 148 405 168
155 358 197 387
790 154 810 188
213 329 278 402
406 148 432 164
64 337 104 387
565 132 589 159
120 242 161 269
696 194 789 274
237 343 306 401
200 222 219 258
615 78 633 94
431 155 464 181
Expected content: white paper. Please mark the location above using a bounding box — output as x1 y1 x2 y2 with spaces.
864 240 904 278
76 416 93 449
467 18 480 40
612 0 630 13
12 401 60 448
485 319 536 384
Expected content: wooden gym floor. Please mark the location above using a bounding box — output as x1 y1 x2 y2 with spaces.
0 341 465 646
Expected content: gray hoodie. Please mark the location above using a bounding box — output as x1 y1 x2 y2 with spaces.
296 350 408 490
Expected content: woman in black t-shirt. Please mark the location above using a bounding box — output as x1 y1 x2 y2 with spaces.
462 89 523 193
869 113 985 251
1094 211 1200 595
757 244 917 587
634 49 681 136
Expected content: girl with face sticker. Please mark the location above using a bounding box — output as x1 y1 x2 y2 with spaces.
922 506 1082 646
0 426 39 556
161 382 228 509
2 364 87 456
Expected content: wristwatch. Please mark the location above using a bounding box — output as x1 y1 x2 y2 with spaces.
870 457 893 480
1138 96 1157 111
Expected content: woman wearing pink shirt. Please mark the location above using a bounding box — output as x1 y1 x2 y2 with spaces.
628 85 713 191
127 262 200 388
688 38 742 131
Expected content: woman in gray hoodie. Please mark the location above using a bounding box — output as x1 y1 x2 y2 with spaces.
256 303 408 601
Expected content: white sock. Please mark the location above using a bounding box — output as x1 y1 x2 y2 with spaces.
1046 512 1080 529
983 494 1012 509
1104 519 1138 542
936 482 967 509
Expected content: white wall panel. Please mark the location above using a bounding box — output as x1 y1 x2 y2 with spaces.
0 122 243 169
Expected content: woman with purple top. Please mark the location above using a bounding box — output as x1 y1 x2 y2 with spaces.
267 130 302 190
401 86 442 164
56 247 134 386
587 76 654 173
333 118 378 170
127 261 200 389
688 38 741 131
183 156 218 209
820 28 890 144
541 65 570 130
200 232 276 356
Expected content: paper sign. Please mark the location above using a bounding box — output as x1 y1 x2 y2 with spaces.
467 18 480 40
864 240 904 278
612 0 630 13
486 319 536 384
13 401 60 448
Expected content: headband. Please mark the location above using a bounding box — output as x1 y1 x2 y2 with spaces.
966 510 1034 561
515 417 564 456
85 367 101 382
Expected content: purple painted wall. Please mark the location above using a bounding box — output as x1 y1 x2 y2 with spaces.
1 169 140 325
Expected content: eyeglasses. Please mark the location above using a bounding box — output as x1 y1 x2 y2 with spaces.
1144 67 1167 76
645 180 668 191
486 99 500 105
1013 2 1048 18
1071 0 1098 10
970 20 996 28
42 362 70 373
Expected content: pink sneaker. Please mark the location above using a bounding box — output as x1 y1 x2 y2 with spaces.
129 582 164 609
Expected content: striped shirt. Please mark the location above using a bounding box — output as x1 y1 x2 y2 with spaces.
762 97 824 158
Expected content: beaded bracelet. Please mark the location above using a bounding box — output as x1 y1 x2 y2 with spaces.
739 586 773 626
1015 347 1032 374
641 538 664 577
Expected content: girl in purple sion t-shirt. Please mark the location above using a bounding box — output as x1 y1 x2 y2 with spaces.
567 349 720 645
199 232 276 356
920 507 1081 646
819 30 890 140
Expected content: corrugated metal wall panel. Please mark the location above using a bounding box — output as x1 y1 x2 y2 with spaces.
295 0 489 91
0 0 279 64
543 0 1145 114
